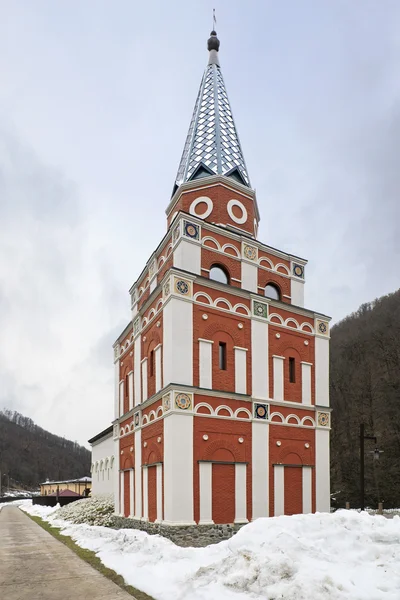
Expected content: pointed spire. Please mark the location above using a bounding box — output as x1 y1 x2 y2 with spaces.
173 30 250 196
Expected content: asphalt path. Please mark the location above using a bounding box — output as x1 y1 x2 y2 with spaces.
0 505 133 599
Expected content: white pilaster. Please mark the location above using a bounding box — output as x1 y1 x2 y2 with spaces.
251 319 269 399
291 279 305 307
156 464 163 522
119 381 124 417
134 429 142 518
274 465 285 516
301 362 312 406
199 462 213 524
199 339 213 389
234 347 247 394
141 358 148 402
235 463 248 523
134 335 141 406
273 356 285 402
315 337 329 407
155 345 162 393
316 428 330 512
119 471 124 516
129 469 134 516
142 466 149 521
241 261 258 292
114 356 120 419
252 421 269 518
302 466 312 514
163 297 193 387
163 413 195 524
150 278 157 294
113 433 120 513
173 239 201 274
128 372 134 411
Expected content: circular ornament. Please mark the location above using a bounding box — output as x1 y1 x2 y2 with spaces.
256 404 267 419
276 441 282 447
202 314 208 320
238 323 244 329
318 322 327 334
304 340 309 346
243 244 257 261
175 393 191 410
238 437 244 444
184 222 198 238
176 280 189 295
276 333 281 339
143 441 147 448
305 443 310 449
203 434 209 441
227 199 248 224
189 196 213 219
318 413 329 427
293 264 304 278
157 437 161 443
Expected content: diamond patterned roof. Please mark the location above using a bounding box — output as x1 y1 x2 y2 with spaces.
174 47 250 193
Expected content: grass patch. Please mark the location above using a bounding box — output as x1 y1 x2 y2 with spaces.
27 513 154 600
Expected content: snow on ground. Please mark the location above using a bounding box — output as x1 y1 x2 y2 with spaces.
17 501 400 600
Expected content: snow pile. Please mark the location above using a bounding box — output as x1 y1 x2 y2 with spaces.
19 503 400 600
53 495 114 526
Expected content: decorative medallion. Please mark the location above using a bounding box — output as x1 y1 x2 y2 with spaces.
317 320 329 335
149 259 156 278
162 393 171 412
163 280 171 298
175 392 192 410
254 403 268 420
173 223 180 243
134 413 140 427
175 279 190 295
253 301 268 319
293 263 305 279
133 317 140 336
183 220 199 240
318 412 330 427
243 244 257 261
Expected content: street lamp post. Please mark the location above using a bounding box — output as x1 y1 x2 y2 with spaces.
360 423 379 511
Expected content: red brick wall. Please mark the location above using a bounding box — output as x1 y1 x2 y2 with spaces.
212 464 235 523
193 302 251 394
201 248 241 288
269 424 315 516
148 466 157 522
269 326 315 403
167 183 256 236
124 470 130 517
193 413 252 523
142 420 164 464
284 467 302 515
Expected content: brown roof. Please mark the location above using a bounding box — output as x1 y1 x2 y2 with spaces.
48 489 81 497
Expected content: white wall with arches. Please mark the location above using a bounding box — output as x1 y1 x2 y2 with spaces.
90 430 115 499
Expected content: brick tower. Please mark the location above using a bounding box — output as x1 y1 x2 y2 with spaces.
111 30 331 536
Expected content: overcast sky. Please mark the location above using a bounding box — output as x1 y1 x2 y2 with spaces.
1 1 399 446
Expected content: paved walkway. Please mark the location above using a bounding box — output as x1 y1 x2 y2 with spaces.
0 506 134 599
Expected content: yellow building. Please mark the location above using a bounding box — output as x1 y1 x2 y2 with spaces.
40 476 91 497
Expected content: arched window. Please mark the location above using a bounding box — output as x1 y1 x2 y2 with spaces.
210 264 229 284
264 283 280 300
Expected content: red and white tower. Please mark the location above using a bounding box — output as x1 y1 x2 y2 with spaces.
111 31 331 536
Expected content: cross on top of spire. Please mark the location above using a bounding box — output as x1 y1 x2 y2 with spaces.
172 28 251 196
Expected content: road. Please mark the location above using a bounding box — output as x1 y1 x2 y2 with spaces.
0 505 134 599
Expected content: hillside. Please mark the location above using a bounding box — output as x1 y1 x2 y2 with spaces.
0 410 91 490
330 289 400 508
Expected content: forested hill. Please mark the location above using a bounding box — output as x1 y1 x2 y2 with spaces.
0 410 91 489
330 289 400 508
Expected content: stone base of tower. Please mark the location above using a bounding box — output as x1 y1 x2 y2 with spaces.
110 515 246 548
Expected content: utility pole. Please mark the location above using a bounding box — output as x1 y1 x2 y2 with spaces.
360 423 377 511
